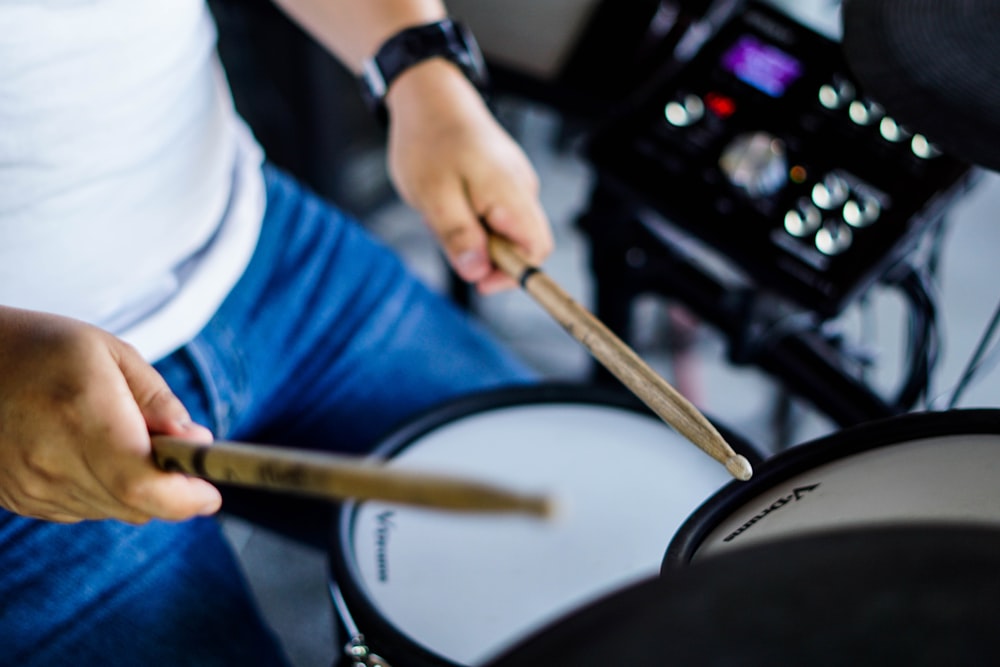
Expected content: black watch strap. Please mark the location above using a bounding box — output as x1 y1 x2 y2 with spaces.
358 19 489 123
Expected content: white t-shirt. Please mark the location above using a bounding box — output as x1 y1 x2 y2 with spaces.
0 0 265 361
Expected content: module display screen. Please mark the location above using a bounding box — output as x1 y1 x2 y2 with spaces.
720 34 803 97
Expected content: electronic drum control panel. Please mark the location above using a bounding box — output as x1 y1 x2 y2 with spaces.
587 2 973 316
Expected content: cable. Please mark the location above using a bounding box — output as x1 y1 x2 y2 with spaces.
879 260 940 411
902 267 939 409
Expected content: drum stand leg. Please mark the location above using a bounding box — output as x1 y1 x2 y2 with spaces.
328 582 392 667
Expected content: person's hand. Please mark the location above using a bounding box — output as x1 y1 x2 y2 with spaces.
0 307 221 524
385 59 554 294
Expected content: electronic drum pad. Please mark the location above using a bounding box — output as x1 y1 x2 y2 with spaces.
842 0 1000 171
482 526 1000 666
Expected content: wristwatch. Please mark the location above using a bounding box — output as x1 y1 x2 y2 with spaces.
358 18 489 123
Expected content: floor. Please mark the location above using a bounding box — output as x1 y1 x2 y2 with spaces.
220 97 1000 667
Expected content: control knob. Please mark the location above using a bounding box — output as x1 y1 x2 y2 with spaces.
719 131 788 198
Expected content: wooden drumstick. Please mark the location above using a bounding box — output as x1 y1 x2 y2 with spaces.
151 436 555 518
488 234 753 481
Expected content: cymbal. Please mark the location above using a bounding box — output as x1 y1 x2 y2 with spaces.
841 0 1000 170
484 525 1000 666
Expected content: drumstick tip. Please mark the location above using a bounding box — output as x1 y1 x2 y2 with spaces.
726 455 753 481
526 494 562 521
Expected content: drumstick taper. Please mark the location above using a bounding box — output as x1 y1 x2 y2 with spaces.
488 234 752 481
152 436 555 518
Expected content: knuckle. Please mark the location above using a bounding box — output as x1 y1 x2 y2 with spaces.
395 166 445 205
22 447 62 479
114 338 141 359
420 194 464 225
142 385 180 413
18 474 54 505
511 160 539 193
440 224 478 247
51 322 108 366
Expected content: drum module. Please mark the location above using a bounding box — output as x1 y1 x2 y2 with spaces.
587 1 974 316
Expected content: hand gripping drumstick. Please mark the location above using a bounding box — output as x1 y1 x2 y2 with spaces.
488 234 753 481
152 436 555 518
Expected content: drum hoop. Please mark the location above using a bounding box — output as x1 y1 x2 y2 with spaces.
329 381 761 666
662 408 1000 570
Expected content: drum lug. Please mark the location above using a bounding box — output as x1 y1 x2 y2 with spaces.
342 634 392 667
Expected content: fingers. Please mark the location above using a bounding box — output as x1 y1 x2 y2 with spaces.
91 457 222 523
2 386 221 524
15 437 222 524
95 339 222 520
0 438 155 524
414 172 491 284
474 157 552 266
384 66 554 294
407 142 554 295
478 197 553 294
431 189 553 296
115 340 211 441
0 307 222 524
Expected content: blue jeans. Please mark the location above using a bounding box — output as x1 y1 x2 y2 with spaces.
0 165 535 666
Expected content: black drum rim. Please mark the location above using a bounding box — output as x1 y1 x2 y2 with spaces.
329 381 762 667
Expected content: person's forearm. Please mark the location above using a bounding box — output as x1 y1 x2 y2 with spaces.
269 0 555 292
270 0 447 72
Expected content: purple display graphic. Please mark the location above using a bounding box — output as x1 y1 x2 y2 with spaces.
721 34 803 98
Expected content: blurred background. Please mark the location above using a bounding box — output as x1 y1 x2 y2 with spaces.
205 0 1000 664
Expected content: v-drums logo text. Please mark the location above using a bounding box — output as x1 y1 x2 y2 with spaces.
722 484 819 542
374 511 395 582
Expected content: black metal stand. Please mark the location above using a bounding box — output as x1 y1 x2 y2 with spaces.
577 181 904 429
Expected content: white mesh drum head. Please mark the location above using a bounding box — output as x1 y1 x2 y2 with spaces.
339 398 744 665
